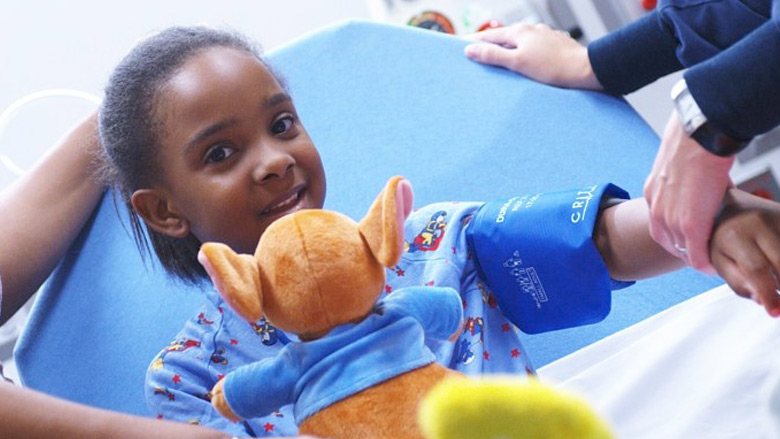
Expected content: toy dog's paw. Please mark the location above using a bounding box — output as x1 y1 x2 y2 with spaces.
419 376 615 439
211 378 242 422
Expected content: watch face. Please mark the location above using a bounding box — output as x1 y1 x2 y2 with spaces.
674 88 707 136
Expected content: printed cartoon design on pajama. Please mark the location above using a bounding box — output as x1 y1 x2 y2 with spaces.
405 210 447 252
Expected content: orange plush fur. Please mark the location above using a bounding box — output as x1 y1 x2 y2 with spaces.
200 176 461 439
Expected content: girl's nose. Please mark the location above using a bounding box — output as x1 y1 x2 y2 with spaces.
251 144 295 184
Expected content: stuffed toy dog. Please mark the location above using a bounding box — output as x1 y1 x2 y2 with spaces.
198 176 464 438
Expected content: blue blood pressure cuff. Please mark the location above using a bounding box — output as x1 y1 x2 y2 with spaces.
466 184 632 334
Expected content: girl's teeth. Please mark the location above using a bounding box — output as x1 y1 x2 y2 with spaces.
266 192 298 213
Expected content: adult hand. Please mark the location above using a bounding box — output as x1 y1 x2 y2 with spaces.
710 189 780 317
643 111 735 273
463 22 602 90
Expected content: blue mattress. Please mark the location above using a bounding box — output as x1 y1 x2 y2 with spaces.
14 20 721 417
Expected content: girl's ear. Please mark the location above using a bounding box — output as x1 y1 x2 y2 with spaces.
198 243 264 321
131 189 190 238
358 176 414 267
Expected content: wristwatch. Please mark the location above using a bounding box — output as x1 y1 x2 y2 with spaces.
670 78 750 157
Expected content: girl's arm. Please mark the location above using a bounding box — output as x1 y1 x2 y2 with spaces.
594 197 685 283
0 113 104 324
0 381 232 439
595 191 780 318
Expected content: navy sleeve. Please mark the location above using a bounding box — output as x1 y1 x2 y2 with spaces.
588 12 682 95
588 0 773 102
590 0 780 139
658 0 769 66
685 20 780 140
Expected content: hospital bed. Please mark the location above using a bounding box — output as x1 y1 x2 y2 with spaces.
13 20 721 419
540 284 780 439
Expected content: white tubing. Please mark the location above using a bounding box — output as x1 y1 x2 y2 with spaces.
0 89 101 176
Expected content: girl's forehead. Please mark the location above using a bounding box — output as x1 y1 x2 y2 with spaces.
158 48 283 124
170 47 276 92
155 47 285 153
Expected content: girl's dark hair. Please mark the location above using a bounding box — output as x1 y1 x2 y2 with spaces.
98 26 271 283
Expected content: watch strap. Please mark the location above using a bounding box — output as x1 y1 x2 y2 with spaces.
690 123 750 157
671 78 749 157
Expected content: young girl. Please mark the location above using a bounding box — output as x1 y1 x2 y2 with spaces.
97 26 780 436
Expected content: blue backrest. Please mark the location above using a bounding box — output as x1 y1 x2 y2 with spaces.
15 20 721 416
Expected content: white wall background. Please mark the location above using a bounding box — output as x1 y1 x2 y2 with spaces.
0 0 372 189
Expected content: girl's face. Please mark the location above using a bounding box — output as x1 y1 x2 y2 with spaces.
144 47 326 254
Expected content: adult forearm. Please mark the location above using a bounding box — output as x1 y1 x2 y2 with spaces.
594 198 685 281
0 113 104 322
588 12 683 95
0 382 231 439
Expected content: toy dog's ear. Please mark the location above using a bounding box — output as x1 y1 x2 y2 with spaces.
358 176 413 267
198 243 264 321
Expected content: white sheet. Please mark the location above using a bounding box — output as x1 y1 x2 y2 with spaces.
539 285 780 439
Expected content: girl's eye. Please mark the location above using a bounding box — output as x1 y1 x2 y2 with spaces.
204 145 236 164
271 114 295 135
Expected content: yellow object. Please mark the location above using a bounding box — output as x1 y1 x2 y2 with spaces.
419 377 615 439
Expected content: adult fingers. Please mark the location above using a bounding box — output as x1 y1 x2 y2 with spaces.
464 43 518 70
465 23 529 46
645 192 680 260
644 178 717 272
679 219 716 273
644 154 676 255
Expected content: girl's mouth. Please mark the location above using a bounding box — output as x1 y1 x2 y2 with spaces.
261 186 305 215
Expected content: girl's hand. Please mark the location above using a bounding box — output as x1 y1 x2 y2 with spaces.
464 22 602 90
710 189 780 317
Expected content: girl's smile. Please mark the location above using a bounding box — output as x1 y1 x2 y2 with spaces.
259 184 307 215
